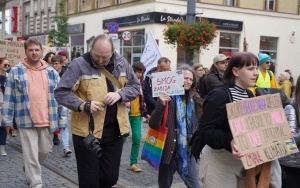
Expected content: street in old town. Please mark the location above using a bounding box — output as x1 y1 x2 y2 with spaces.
0 122 185 188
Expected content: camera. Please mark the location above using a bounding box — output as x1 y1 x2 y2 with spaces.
83 134 103 157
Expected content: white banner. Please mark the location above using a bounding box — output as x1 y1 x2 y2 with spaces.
141 31 162 74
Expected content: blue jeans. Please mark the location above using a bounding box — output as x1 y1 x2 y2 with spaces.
61 127 70 149
0 127 7 145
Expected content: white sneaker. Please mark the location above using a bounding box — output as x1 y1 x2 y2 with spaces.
63 148 72 157
0 145 7 156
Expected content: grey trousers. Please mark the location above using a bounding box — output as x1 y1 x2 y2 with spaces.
158 152 200 188
19 127 52 188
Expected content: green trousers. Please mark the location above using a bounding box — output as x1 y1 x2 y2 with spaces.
128 116 142 165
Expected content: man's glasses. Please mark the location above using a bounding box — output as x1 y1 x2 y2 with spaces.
265 61 272 65
3 64 10 68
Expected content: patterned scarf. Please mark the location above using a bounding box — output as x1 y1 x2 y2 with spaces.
174 95 194 180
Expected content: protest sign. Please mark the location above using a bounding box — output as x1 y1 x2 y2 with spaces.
141 31 162 74
0 39 26 66
151 70 184 97
226 93 299 169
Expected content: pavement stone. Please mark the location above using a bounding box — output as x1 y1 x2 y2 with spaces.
0 122 187 188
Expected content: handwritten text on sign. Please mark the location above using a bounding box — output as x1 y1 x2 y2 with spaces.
0 40 26 66
151 70 184 97
226 94 299 169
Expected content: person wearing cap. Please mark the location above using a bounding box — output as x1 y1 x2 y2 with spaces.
205 54 230 92
255 52 279 89
279 72 293 99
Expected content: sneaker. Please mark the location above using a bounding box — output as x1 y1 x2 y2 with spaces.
63 148 72 157
10 129 18 137
111 182 117 188
130 164 141 172
0 145 7 156
53 134 60 145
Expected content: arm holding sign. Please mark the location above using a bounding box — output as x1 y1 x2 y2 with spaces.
198 87 234 152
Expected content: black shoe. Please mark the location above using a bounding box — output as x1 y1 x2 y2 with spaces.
53 134 60 145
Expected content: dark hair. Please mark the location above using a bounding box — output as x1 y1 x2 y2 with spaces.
51 55 64 64
223 52 258 87
90 34 114 53
0 57 8 64
157 57 171 65
43 52 55 62
177 64 197 90
132 61 146 73
24 38 42 51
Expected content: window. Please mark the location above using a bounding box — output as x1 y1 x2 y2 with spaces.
117 30 145 64
224 0 235 6
265 0 275 11
219 32 240 57
260 36 278 73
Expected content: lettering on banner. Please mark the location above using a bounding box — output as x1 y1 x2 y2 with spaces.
226 94 299 169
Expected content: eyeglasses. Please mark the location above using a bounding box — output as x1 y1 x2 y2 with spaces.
3 64 10 68
265 61 272 65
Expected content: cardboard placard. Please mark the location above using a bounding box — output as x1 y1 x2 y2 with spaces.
151 70 184 97
0 39 26 66
226 93 299 169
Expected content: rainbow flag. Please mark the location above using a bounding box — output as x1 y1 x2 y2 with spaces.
141 126 168 170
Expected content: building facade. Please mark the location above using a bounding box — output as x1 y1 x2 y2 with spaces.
64 0 300 79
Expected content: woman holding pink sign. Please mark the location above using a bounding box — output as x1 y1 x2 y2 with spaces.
190 52 280 188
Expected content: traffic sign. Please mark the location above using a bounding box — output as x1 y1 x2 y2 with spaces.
121 30 133 42
109 33 118 40
107 22 119 33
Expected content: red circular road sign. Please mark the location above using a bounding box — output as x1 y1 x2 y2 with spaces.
107 22 119 33
121 30 133 42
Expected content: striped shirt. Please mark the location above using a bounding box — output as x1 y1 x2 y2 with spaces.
229 84 250 102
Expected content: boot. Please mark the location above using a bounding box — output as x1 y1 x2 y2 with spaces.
0 145 7 156
53 134 60 145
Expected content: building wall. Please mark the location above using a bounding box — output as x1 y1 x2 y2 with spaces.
277 0 299 14
22 0 57 37
67 0 300 78
200 0 223 5
238 0 264 10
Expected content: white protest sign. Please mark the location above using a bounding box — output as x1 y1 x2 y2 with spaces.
151 70 184 97
141 31 162 74
226 94 299 169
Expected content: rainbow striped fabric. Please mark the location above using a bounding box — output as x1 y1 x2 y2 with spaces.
141 125 168 170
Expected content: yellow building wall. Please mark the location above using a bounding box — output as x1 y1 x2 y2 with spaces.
68 0 78 14
199 0 223 5
238 0 264 10
276 0 298 14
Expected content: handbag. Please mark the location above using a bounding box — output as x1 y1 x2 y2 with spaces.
255 88 290 107
141 102 169 170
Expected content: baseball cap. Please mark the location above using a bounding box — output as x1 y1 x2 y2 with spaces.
213 54 230 64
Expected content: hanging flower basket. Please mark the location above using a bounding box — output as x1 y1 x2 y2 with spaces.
163 19 218 56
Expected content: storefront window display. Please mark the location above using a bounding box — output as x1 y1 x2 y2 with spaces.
219 32 240 57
